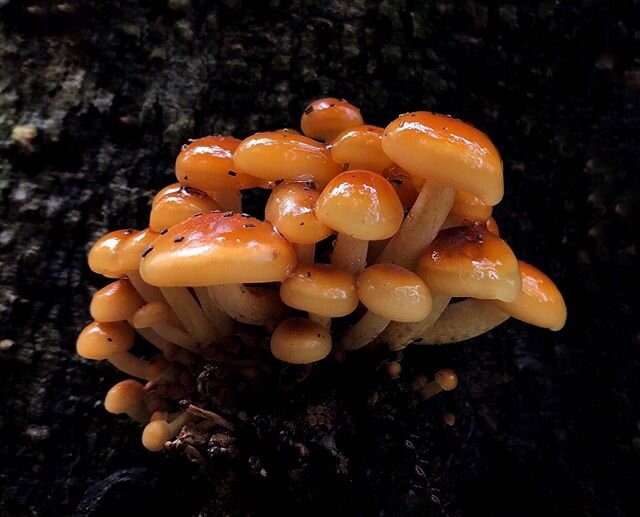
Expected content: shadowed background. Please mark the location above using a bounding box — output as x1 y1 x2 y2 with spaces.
0 1 638 515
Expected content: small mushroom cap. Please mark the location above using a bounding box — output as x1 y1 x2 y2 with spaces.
357 264 432 322
140 212 298 287
300 98 364 142
315 170 404 240
451 190 493 221
264 181 333 244
384 168 419 209
90 278 144 322
280 264 358 317
417 226 521 302
76 321 135 360
382 112 503 205
270 317 332 364
233 131 341 187
329 125 394 173
493 261 567 331
485 217 500 236
435 369 458 391
119 227 159 272
150 186 220 232
175 135 264 191
88 229 136 278
104 379 146 414
142 419 171 452
132 301 173 329
152 183 182 207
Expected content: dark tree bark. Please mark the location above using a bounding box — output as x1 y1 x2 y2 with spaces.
1 1 639 515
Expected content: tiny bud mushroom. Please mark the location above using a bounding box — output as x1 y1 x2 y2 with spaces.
76 321 170 381
265 181 333 263
415 369 459 400
329 125 394 173
280 263 358 328
104 379 150 423
341 264 432 350
149 186 220 232
140 212 297 328
270 317 332 364
233 131 342 188
142 412 191 452
300 98 364 142
90 278 144 323
88 229 134 279
175 136 265 212
315 171 404 275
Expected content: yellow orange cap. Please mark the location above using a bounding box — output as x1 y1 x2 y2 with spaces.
149 186 220 232
300 98 364 142
76 321 135 360
88 229 136 278
270 318 332 364
90 278 144 322
330 125 394 173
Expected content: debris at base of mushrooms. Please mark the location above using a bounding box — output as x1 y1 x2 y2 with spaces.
77 98 567 454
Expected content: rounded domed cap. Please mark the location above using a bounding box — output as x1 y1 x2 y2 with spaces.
493 261 567 331
416 225 521 302
300 98 364 142
382 112 503 205
153 183 182 207
357 264 432 322
140 212 298 287
90 278 144 322
175 135 263 191
330 125 394 173
88 229 136 278
270 318 332 364
264 181 333 244
104 379 146 414
119 227 159 272
280 264 358 317
435 369 458 391
76 321 135 360
149 186 220 232
315 170 404 240
142 420 172 452
451 190 492 221
233 131 341 187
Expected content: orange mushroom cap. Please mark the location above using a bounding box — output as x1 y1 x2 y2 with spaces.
329 125 394 173
270 317 332 364
451 190 493 221
90 278 144 322
88 229 136 278
382 112 503 205
119 227 159 272
149 186 220 232
300 98 364 142
140 212 298 287
104 379 146 414
383 168 419 210
76 321 135 360
435 369 459 391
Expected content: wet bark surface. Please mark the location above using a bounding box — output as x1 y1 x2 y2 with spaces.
1 1 639 515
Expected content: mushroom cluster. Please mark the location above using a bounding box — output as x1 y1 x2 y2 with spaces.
78 98 567 452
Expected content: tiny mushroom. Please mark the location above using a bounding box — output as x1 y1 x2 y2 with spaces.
142 412 191 452
104 379 150 423
414 369 459 399
149 186 220 232
300 98 364 142
270 317 332 364
88 229 135 279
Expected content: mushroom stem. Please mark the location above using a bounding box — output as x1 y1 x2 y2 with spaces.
293 243 316 264
160 287 220 347
210 190 242 212
308 313 331 328
382 294 451 351
107 353 169 382
193 287 234 337
340 311 390 351
412 299 509 345
208 284 289 328
131 305 200 353
375 184 456 270
332 234 368 275
184 403 235 431
130 324 192 365
414 369 459 399
127 270 165 303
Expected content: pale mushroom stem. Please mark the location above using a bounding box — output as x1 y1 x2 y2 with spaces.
412 299 509 345
208 284 288 329
127 323 193 365
127 405 151 424
308 313 331 328
107 352 166 381
340 311 390 351
382 294 451 351
332 234 368 275
376 184 456 270
160 287 220 347
193 287 234 337
127 270 165 303
131 315 200 354
210 190 242 212
293 243 316 264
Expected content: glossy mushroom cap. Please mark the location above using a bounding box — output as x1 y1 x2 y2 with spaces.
104 379 146 414
493 261 567 331
76 321 135 360
329 125 394 173
270 318 332 364
417 226 521 302
384 168 419 210
142 419 172 452
153 183 182 207
119 227 159 272
150 187 220 232
382 112 504 205
233 131 341 187
435 369 459 391
280 264 358 317
90 278 144 322
451 190 493 221
140 212 298 287
300 98 364 142
132 301 175 329
175 135 263 191
357 264 432 322
264 181 332 244
88 229 136 278
315 170 404 240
